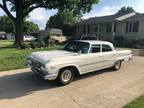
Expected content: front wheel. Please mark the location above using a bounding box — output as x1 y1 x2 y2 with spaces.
112 60 122 71
56 68 74 86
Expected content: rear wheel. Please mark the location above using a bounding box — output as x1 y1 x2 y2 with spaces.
112 60 122 71
56 67 74 86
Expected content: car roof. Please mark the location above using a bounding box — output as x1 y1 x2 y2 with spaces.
75 40 113 45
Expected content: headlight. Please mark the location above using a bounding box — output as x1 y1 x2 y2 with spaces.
41 64 45 68
40 66 48 75
27 60 32 64
50 66 57 70
26 55 30 60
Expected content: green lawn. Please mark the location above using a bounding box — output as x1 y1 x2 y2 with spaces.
0 40 64 71
0 40 135 72
0 40 13 48
124 96 144 108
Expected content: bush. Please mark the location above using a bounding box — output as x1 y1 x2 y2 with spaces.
43 35 56 47
20 42 31 49
123 39 134 48
114 36 124 47
35 41 44 48
30 42 36 49
19 36 57 49
30 41 45 49
43 35 50 46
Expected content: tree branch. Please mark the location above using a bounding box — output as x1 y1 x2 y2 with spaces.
0 3 15 22
23 5 47 17
7 0 15 5
2 0 6 7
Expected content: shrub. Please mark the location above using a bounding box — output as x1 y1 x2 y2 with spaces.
43 35 50 46
35 41 44 48
43 35 56 47
30 41 45 49
20 42 31 49
114 36 124 47
30 41 36 49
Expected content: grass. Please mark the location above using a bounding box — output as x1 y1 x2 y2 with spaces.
0 40 64 71
124 96 144 108
0 40 13 48
0 40 135 72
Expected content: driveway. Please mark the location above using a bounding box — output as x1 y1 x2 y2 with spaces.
0 57 144 108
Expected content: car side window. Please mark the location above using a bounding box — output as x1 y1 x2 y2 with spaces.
90 45 101 53
102 44 112 52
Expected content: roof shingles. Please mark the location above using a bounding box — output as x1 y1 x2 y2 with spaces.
78 12 144 25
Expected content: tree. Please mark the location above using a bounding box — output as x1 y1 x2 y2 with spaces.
0 15 39 33
0 15 14 33
0 0 99 47
46 11 78 37
46 11 77 29
116 6 135 15
24 21 39 33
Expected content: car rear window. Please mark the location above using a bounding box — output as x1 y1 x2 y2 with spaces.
90 45 101 53
102 44 112 52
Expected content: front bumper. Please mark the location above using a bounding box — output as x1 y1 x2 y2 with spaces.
28 64 58 81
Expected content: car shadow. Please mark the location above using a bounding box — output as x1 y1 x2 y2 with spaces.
0 72 59 100
0 68 113 100
74 68 114 81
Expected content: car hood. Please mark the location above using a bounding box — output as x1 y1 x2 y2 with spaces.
29 50 77 63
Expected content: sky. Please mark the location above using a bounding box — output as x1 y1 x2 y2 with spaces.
0 0 144 30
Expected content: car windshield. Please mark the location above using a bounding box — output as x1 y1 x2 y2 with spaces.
63 41 90 54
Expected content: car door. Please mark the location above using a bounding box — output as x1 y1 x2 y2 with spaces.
79 44 104 73
100 44 115 67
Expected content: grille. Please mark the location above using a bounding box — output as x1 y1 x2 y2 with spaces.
31 61 41 68
29 58 46 76
30 58 42 70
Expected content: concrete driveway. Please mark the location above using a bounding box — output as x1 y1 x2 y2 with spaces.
0 57 144 108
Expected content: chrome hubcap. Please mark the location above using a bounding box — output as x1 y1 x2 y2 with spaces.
61 70 72 82
115 61 121 69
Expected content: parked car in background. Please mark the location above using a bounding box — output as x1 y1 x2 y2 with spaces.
23 35 36 41
27 40 133 85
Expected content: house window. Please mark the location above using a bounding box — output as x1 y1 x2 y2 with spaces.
87 25 90 34
106 23 112 33
95 25 98 32
126 21 139 33
83 25 86 35
133 21 139 32
114 22 117 33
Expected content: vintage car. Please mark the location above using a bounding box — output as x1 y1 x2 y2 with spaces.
27 40 132 85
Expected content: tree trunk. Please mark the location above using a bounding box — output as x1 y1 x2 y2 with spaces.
13 0 23 47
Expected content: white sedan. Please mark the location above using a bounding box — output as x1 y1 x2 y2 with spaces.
23 35 36 41
27 40 132 85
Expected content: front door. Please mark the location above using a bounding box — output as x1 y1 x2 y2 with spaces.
78 44 103 73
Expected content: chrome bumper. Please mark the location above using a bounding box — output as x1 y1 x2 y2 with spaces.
28 64 58 81
43 74 58 80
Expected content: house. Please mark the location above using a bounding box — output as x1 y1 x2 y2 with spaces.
0 32 15 40
76 12 144 44
5 33 15 40
0 31 6 39
30 28 67 43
